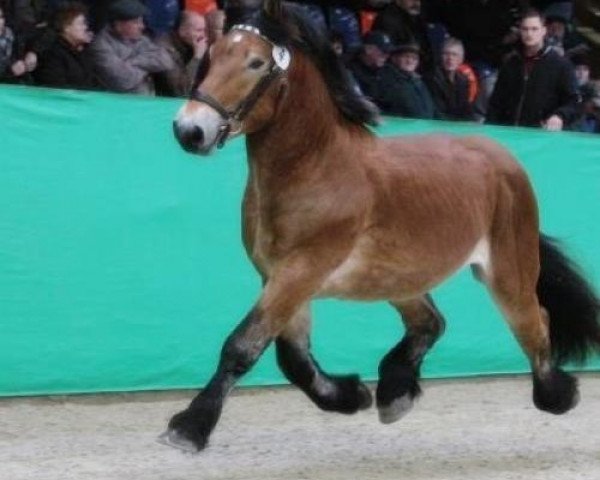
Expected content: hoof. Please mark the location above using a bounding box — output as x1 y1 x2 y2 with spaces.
377 395 414 424
315 375 373 414
533 369 579 414
157 429 204 453
357 382 374 410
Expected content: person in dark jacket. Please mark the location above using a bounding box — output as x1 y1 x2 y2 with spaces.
35 2 97 89
570 82 600 134
372 0 434 72
155 10 208 97
431 0 522 69
425 37 474 121
486 9 579 130
347 30 392 100
0 4 38 83
376 41 436 118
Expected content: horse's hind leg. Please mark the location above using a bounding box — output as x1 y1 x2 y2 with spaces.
276 304 372 413
377 294 446 424
484 211 579 414
486 272 579 414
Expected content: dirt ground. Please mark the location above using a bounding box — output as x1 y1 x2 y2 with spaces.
1 374 599 480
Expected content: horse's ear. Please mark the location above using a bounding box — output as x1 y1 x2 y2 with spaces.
263 0 283 19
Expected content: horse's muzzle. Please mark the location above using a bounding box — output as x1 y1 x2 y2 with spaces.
173 121 210 155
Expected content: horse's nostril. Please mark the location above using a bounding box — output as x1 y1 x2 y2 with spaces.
173 122 205 152
191 126 204 145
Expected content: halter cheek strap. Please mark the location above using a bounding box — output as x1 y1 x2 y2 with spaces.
188 25 290 149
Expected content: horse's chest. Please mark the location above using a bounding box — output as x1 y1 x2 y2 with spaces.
243 180 277 273
249 213 278 274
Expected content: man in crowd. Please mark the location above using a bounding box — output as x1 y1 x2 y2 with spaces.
572 53 591 89
429 0 524 118
486 9 579 131
425 37 474 121
89 0 173 95
156 10 207 97
347 30 392 100
376 41 436 118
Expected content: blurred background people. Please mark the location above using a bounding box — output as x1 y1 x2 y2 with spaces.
35 2 98 89
486 9 579 131
89 0 173 95
347 30 392 100
0 4 37 83
425 37 474 121
156 10 207 97
376 41 436 118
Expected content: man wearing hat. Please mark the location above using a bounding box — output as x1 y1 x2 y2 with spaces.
347 30 392 101
89 0 174 95
375 41 436 119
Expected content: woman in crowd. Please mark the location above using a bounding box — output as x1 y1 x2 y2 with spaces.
35 2 98 89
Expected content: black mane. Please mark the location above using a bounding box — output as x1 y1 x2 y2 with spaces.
240 5 380 126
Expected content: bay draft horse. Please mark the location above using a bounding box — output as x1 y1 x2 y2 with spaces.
163 0 600 453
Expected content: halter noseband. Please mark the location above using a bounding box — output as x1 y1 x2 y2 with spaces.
189 25 290 149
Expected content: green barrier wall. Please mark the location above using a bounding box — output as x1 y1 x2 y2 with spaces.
1 85 599 397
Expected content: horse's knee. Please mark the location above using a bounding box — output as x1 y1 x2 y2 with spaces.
220 308 272 376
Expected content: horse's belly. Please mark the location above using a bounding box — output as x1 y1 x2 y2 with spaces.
317 239 485 301
318 256 453 301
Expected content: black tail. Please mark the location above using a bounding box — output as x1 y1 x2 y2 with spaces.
537 234 600 365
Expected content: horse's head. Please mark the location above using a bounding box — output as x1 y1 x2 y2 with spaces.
173 3 291 155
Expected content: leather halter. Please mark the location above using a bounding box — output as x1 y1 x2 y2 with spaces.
188 25 288 149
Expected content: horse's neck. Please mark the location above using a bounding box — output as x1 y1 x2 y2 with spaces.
246 54 344 174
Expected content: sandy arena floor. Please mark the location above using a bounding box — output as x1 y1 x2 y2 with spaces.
1 374 599 480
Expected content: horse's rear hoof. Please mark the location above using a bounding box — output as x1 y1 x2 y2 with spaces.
533 369 579 414
377 395 414 424
157 429 205 453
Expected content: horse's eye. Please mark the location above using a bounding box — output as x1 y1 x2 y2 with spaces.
248 58 265 70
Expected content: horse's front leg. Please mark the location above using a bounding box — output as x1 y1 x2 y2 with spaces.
159 255 333 453
276 304 372 413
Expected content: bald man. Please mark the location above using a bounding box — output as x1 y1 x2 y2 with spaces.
156 11 208 97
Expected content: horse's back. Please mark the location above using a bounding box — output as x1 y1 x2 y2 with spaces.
377 133 523 177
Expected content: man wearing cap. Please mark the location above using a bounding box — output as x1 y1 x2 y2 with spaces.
347 30 392 101
89 0 174 95
375 41 436 118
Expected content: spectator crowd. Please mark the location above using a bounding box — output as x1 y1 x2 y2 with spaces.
0 0 599 133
